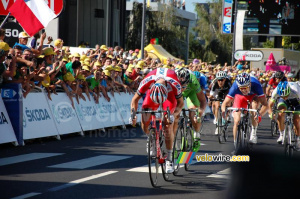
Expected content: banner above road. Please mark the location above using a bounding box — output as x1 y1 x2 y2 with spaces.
234 50 264 62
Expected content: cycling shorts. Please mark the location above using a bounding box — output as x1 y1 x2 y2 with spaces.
232 94 257 109
142 90 177 114
277 98 300 115
186 90 200 108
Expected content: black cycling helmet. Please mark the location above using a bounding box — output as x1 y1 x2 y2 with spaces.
175 68 190 85
274 71 284 79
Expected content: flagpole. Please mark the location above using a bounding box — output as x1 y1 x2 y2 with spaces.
0 12 11 29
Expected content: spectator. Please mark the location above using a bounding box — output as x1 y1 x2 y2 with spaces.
0 28 5 42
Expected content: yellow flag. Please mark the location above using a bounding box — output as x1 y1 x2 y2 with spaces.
147 0 150 7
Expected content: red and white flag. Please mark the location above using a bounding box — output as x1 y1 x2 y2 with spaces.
9 0 57 36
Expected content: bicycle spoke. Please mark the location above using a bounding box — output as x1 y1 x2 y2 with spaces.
148 129 158 187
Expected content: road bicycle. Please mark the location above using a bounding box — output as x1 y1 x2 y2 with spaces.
270 97 279 137
274 109 300 158
227 101 258 154
173 108 199 174
210 98 229 144
131 107 171 188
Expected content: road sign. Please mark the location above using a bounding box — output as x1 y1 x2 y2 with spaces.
0 0 63 16
3 22 23 47
234 50 264 62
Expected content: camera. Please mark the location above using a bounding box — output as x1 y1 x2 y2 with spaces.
6 54 13 59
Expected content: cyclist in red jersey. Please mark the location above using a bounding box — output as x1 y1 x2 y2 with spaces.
266 71 287 96
130 68 184 173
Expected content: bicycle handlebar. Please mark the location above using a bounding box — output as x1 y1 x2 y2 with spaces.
227 107 258 113
273 110 300 114
210 98 224 102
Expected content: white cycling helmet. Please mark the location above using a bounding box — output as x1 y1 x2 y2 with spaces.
150 83 168 104
216 71 227 79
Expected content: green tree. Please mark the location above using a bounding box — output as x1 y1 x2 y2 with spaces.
262 39 274 48
194 0 251 65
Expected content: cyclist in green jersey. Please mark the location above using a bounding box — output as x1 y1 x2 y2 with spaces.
176 68 207 150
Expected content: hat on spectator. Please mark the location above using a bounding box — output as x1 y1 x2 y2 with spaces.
114 66 122 72
105 65 114 71
62 57 69 62
63 72 75 82
43 47 55 56
103 70 111 77
129 50 133 54
82 65 90 71
135 64 143 69
124 59 129 64
135 49 139 53
72 52 81 58
137 60 145 67
193 59 199 64
80 54 87 61
19 32 30 38
126 67 133 73
84 57 91 63
94 61 102 67
287 73 295 78
0 42 10 51
83 61 90 66
54 39 63 47
100 45 108 51
77 74 86 80
107 55 113 59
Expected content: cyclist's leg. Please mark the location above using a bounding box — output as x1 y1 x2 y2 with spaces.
186 91 201 132
277 99 287 143
232 111 241 148
232 94 247 146
141 91 159 135
249 95 259 143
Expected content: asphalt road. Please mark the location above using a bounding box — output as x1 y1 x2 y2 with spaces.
1 115 299 199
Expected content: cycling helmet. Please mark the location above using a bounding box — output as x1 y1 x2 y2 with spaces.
236 72 251 87
274 71 284 79
277 81 291 96
150 83 168 104
193 71 201 79
216 71 227 79
176 68 190 85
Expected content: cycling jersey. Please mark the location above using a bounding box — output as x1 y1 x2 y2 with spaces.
268 76 287 89
137 68 182 113
182 73 202 107
210 78 232 99
227 77 265 99
270 82 300 102
193 71 208 90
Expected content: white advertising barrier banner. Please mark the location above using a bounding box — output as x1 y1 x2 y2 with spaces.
74 94 104 131
48 93 83 135
95 93 124 128
23 93 59 140
114 93 143 124
0 95 18 145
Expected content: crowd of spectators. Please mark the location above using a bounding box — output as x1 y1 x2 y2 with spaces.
0 28 299 109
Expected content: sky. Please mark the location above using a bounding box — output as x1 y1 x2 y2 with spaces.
134 0 210 14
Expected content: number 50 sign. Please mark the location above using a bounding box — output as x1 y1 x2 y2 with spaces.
0 0 63 16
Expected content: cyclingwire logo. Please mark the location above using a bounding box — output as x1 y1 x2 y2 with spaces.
196 153 250 162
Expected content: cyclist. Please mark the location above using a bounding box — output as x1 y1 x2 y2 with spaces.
266 71 287 97
130 68 184 173
193 71 209 93
175 68 207 145
268 81 300 148
208 71 232 134
221 72 268 149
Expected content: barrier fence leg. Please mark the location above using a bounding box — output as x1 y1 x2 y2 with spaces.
12 141 19 146
79 129 84 137
55 135 61 140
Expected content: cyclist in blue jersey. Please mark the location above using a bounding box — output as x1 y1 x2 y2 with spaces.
221 73 268 149
193 71 209 92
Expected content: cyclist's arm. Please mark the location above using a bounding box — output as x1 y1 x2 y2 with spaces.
268 87 278 115
196 91 207 116
174 96 184 117
131 93 142 113
257 96 268 116
221 96 233 113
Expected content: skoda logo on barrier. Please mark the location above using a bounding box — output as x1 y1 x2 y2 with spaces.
234 50 264 62
52 102 75 124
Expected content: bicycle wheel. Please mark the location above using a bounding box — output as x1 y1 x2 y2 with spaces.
173 124 184 176
217 108 224 144
271 119 277 137
184 126 194 171
284 124 293 158
160 130 170 182
148 129 159 187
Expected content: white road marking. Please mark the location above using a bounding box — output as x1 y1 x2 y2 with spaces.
48 171 118 192
48 155 132 169
0 153 63 166
207 168 231 179
11 192 41 199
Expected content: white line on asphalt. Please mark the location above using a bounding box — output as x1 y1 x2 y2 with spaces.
48 155 132 169
0 153 64 166
207 168 231 179
48 171 118 192
127 160 198 173
10 192 41 199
